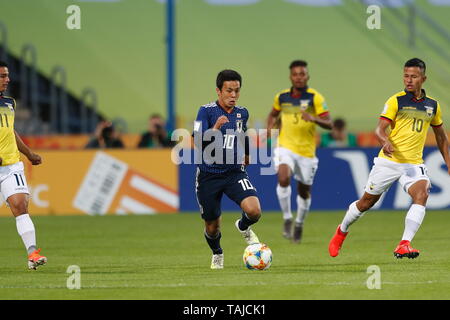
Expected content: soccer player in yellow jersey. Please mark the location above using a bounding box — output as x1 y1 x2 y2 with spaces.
267 60 332 243
0 61 47 269
329 58 450 259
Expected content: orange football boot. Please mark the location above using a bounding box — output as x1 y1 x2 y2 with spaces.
394 240 420 259
28 248 47 270
329 225 348 257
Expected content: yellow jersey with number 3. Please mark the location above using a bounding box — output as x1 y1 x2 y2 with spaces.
273 87 329 158
379 90 443 164
0 94 20 166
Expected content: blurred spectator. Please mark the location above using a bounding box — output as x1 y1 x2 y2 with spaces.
137 114 174 148
320 118 357 147
85 120 124 149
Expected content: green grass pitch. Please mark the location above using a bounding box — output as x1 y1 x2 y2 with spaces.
0 211 449 300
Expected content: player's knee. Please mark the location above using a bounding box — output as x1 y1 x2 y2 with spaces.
246 207 261 221
278 177 290 187
298 189 310 199
9 202 28 216
205 225 220 237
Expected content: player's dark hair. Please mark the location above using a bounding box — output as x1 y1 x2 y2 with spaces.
290 60 308 69
150 113 162 119
216 69 242 90
0 61 7 68
333 118 346 130
404 58 426 74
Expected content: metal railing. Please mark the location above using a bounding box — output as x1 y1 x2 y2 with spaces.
50 66 69 134
1 21 101 134
20 44 39 120
80 87 98 133
357 0 450 102
0 21 7 63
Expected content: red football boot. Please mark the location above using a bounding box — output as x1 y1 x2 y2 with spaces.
329 225 348 257
394 240 420 259
28 248 47 270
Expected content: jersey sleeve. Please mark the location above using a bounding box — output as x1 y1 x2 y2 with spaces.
243 108 249 132
313 92 329 116
193 106 209 134
244 109 250 155
273 93 281 111
13 98 17 110
380 96 398 122
431 102 443 127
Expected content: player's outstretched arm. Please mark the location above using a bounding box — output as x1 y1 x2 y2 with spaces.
375 118 394 157
432 125 450 175
14 130 42 165
301 112 332 130
266 108 280 138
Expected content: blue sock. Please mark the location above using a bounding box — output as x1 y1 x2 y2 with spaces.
238 212 259 231
204 231 223 255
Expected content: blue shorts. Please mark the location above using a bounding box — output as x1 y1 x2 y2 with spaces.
195 168 258 221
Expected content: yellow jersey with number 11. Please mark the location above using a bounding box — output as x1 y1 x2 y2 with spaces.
0 94 20 166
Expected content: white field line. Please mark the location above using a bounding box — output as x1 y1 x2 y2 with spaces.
0 280 448 289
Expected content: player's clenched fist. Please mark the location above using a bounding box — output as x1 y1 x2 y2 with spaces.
382 141 395 157
27 152 42 165
213 115 229 130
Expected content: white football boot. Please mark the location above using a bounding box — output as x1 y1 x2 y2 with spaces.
235 219 260 245
210 253 224 269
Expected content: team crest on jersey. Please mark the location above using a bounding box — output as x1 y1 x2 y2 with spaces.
300 100 310 110
237 113 241 118
300 99 310 109
425 106 434 117
5 103 13 111
236 120 243 132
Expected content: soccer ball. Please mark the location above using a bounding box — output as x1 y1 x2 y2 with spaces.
243 243 272 270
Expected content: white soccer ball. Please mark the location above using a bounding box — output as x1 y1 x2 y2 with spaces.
243 243 272 270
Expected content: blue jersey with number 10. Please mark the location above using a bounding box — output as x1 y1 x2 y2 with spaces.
193 101 249 174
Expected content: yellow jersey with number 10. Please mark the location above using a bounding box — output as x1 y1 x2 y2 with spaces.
0 94 20 166
379 90 443 164
273 87 329 158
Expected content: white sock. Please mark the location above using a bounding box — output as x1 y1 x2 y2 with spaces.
341 201 365 233
295 196 311 225
402 204 426 242
276 184 292 220
16 214 37 254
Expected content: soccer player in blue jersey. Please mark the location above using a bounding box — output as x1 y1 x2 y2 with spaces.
193 70 262 269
